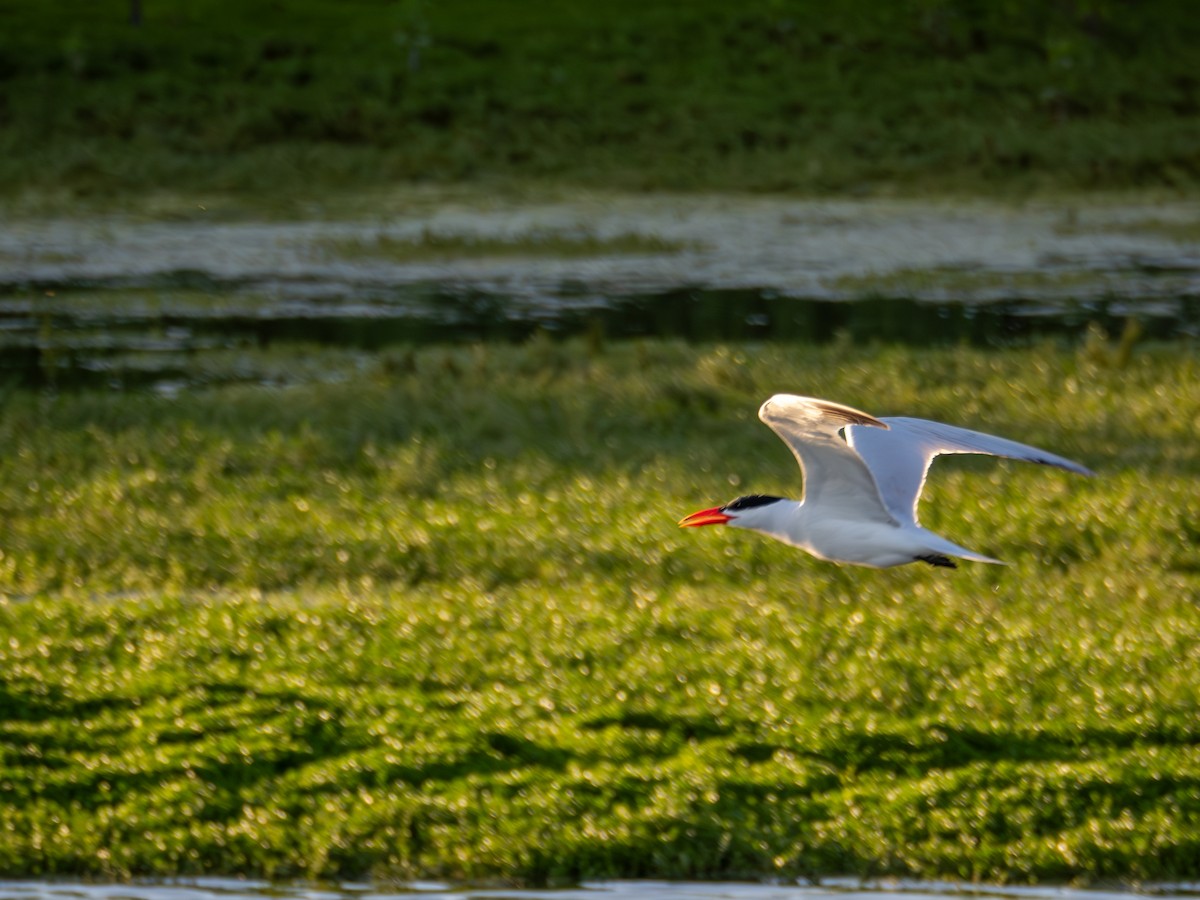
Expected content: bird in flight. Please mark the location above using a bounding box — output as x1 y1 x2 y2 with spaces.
679 394 1093 568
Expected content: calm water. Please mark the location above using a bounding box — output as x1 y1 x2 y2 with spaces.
5 193 1199 391
2 881 1199 900
3 288 1198 391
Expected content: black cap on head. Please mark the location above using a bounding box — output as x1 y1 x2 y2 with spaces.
724 494 785 512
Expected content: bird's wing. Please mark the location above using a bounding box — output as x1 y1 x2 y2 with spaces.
758 395 896 524
846 416 1095 525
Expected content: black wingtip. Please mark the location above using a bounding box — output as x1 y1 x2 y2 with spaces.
915 554 957 569
1037 456 1096 477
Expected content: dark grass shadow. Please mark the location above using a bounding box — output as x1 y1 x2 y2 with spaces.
581 709 734 741
793 722 1200 775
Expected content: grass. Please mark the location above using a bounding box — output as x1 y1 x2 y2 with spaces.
2 335 1199 882
2 0 1200 206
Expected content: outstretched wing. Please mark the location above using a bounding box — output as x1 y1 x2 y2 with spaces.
758 394 896 524
845 416 1094 525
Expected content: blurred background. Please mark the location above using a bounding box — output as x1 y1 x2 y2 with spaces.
5 0 1200 196
1 0 1199 388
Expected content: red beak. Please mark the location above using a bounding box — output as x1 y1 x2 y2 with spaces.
678 506 732 527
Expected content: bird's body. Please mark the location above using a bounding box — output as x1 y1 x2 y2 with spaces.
722 498 989 568
679 395 1093 569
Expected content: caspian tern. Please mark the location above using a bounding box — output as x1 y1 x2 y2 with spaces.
679 394 1094 568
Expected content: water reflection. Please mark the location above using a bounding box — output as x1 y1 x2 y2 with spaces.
2 288 1197 392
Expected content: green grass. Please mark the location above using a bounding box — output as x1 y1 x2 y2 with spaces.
2 337 1199 882
2 0 1200 205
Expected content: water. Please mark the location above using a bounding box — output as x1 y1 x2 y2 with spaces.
3 287 1198 392
4 195 1200 306
3 194 1199 391
1 881 1199 900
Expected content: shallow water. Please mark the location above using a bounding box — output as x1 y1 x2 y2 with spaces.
3 286 1198 392
2 882 1199 900
4 195 1200 304
3 194 1199 391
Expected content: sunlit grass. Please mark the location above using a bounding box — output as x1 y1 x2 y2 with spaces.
1 338 1198 882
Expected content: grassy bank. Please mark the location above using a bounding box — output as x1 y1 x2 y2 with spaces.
3 0 1200 203
2 337 1199 881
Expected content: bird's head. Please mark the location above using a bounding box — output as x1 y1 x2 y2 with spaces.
678 494 787 530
